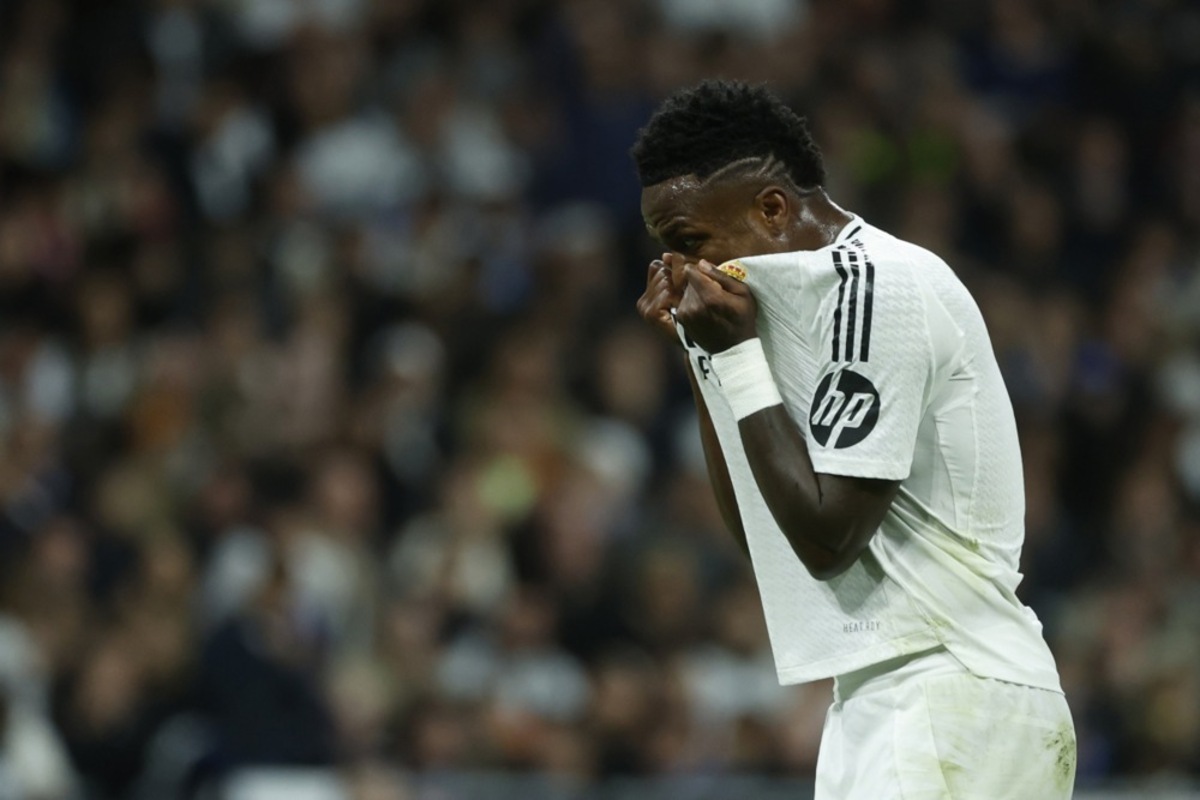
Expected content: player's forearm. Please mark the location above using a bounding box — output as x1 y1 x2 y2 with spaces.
735 407 857 579
687 361 749 557
710 339 895 580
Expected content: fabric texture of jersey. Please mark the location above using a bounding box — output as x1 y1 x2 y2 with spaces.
678 217 1062 691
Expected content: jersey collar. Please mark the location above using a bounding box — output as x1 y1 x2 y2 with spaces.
833 215 862 246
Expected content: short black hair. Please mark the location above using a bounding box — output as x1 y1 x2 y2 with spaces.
631 80 825 189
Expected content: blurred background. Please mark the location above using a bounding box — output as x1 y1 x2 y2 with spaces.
0 0 1199 798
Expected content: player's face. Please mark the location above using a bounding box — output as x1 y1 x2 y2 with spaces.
641 175 787 288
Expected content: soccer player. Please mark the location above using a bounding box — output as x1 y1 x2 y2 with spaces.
633 81 1076 799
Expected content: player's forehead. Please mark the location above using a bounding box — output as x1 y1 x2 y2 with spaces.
641 175 732 235
641 175 701 225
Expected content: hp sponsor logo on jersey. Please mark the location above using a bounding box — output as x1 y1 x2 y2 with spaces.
809 368 880 448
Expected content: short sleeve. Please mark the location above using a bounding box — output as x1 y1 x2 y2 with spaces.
805 245 934 481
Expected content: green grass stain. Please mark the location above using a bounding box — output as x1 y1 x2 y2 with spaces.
1045 724 1077 792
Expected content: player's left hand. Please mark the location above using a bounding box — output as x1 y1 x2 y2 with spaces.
676 260 758 353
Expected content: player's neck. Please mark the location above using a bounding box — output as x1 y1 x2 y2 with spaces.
784 191 855 252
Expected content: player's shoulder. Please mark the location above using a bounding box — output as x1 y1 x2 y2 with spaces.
826 221 969 312
722 221 856 300
838 221 952 279
732 218 929 278
721 218 962 315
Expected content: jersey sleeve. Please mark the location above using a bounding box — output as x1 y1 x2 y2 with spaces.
804 245 939 481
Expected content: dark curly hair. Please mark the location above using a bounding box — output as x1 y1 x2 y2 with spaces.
631 80 826 190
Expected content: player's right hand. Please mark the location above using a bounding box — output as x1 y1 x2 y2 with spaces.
636 254 684 343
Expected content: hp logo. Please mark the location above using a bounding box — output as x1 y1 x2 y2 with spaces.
809 368 880 449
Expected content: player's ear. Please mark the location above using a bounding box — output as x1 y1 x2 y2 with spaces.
754 185 790 236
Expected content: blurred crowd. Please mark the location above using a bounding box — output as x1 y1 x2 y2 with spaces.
1 0 1199 797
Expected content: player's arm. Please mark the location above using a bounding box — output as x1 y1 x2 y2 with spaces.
637 259 748 556
737 405 897 579
687 364 748 556
676 261 898 580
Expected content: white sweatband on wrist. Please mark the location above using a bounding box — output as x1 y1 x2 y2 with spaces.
710 338 783 421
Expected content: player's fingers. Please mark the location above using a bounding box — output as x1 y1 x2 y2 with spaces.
647 272 667 300
654 261 678 294
637 277 663 311
649 284 674 314
675 283 697 319
662 255 681 286
683 262 723 301
663 252 687 289
641 269 680 318
645 271 675 309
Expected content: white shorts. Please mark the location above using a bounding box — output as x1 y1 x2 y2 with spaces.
815 646 1076 800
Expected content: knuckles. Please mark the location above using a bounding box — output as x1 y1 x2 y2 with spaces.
643 259 758 352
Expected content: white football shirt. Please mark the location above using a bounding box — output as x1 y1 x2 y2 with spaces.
679 217 1063 691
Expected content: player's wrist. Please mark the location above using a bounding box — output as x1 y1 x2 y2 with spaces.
710 338 783 420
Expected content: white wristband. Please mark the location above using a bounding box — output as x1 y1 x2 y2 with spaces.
710 338 783 421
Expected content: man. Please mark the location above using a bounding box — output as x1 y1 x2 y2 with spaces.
632 80 1076 799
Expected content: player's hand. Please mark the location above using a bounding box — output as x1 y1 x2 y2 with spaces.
636 255 683 343
676 259 758 353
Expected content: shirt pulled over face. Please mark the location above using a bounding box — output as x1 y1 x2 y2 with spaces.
678 218 1062 691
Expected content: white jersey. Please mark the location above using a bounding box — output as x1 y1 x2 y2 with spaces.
680 217 1062 691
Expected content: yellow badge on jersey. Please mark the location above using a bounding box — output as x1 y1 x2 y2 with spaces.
716 259 748 282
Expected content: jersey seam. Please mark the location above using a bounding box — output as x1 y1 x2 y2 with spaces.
774 629 945 683
808 455 910 481
915 265 975 539
967 387 980 541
